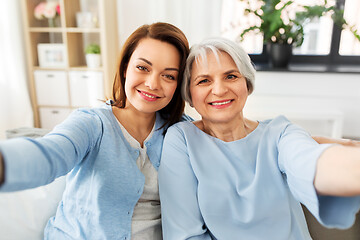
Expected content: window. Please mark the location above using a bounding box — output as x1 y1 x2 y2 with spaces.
221 0 360 66
339 0 360 55
221 0 263 54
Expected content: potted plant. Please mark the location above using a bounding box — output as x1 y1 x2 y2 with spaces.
238 0 360 68
85 44 101 68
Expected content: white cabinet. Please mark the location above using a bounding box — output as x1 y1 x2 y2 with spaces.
34 70 69 106
34 70 106 130
39 107 73 130
69 71 104 107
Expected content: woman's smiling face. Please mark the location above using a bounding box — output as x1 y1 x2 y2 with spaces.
124 38 180 114
189 50 249 124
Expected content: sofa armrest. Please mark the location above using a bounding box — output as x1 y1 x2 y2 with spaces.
302 204 360 239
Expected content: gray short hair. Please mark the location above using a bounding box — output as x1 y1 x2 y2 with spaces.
182 37 256 105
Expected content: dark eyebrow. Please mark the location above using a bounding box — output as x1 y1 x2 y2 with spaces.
165 68 179 72
138 58 152 66
138 57 179 72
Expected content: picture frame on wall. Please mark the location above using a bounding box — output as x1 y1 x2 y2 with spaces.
37 43 67 68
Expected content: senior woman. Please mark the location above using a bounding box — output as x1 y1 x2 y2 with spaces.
158 37 360 240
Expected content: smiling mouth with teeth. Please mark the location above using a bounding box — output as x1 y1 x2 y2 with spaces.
137 90 160 101
210 100 232 106
142 92 157 98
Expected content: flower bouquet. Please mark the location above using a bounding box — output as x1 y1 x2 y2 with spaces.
34 1 61 27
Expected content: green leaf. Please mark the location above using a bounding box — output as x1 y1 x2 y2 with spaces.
236 0 360 47
85 44 101 54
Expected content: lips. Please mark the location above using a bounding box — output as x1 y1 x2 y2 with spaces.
208 99 233 108
137 90 160 101
210 100 232 106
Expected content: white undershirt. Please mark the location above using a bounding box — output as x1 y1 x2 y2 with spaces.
117 120 162 240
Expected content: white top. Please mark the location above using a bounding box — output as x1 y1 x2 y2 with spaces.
118 121 162 240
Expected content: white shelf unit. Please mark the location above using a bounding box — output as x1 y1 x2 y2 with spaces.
21 0 118 129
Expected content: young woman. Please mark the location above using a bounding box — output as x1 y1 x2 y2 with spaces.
0 22 189 240
158 37 360 240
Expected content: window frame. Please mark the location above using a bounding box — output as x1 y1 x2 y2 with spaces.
249 0 360 67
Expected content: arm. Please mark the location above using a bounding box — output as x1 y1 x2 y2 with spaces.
314 145 360 196
0 109 102 192
277 120 360 228
159 126 212 240
312 136 360 195
312 136 360 147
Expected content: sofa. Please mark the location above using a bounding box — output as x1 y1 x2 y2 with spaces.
0 128 359 239
302 205 360 240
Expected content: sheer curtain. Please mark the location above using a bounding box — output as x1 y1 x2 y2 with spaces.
0 0 33 140
117 0 223 46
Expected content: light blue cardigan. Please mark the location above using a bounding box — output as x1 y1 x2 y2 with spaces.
0 103 171 239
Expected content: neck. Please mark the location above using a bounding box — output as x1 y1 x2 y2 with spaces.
112 105 156 146
200 114 256 142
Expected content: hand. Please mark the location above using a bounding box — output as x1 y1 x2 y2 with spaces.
313 136 360 147
340 139 360 147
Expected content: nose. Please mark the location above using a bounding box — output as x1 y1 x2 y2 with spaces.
211 80 228 96
145 74 160 90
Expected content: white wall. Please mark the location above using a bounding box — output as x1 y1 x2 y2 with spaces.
186 71 360 139
116 0 222 46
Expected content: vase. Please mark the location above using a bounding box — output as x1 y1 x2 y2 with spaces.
267 43 293 68
48 17 60 28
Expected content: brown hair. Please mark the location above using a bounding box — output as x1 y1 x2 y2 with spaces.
111 22 189 133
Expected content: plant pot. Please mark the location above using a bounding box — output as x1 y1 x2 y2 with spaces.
267 43 292 68
85 54 101 68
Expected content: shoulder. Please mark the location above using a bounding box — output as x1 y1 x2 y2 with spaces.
153 113 193 133
57 108 102 127
270 115 309 137
69 107 109 126
164 121 195 143
252 115 310 146
88 103 115 120
258 115 294 135
260 115 291 127
167 121 194 134
52 104 114 136
261 116 314 147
